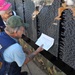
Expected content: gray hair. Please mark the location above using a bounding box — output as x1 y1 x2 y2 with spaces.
5 26 20 34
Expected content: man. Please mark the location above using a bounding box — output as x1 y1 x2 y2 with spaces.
55 0 75 20
0 15 43 75
55 1 67 20
0 0 16 32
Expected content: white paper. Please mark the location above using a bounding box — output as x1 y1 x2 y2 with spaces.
35 33 54 51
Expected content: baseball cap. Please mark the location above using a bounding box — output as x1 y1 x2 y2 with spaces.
6 15 29 28
0 0 12 11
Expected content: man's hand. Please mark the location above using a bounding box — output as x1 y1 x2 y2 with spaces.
36 44 44 53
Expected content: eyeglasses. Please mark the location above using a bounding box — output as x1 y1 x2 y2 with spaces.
5 9 12 15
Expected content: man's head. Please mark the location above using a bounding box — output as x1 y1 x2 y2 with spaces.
64 0 75 7
0 0 12 21
5 15 27 39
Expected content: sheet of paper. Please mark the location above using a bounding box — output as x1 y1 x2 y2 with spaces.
35 33 54 51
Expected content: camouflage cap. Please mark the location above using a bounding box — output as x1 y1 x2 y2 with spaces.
6 15 29 28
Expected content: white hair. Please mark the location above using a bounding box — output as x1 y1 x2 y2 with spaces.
0 11 6 15
64 0 74 5
67 0 74 6
0 5 12 15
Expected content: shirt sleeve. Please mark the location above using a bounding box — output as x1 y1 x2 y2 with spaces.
3 43 26 67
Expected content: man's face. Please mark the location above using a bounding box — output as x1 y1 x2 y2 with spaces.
2 9 12 21
16 26 25 39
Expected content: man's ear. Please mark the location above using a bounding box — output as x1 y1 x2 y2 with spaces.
14 27 19 33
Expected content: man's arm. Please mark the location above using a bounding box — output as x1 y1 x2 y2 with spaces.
24 45 43 64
